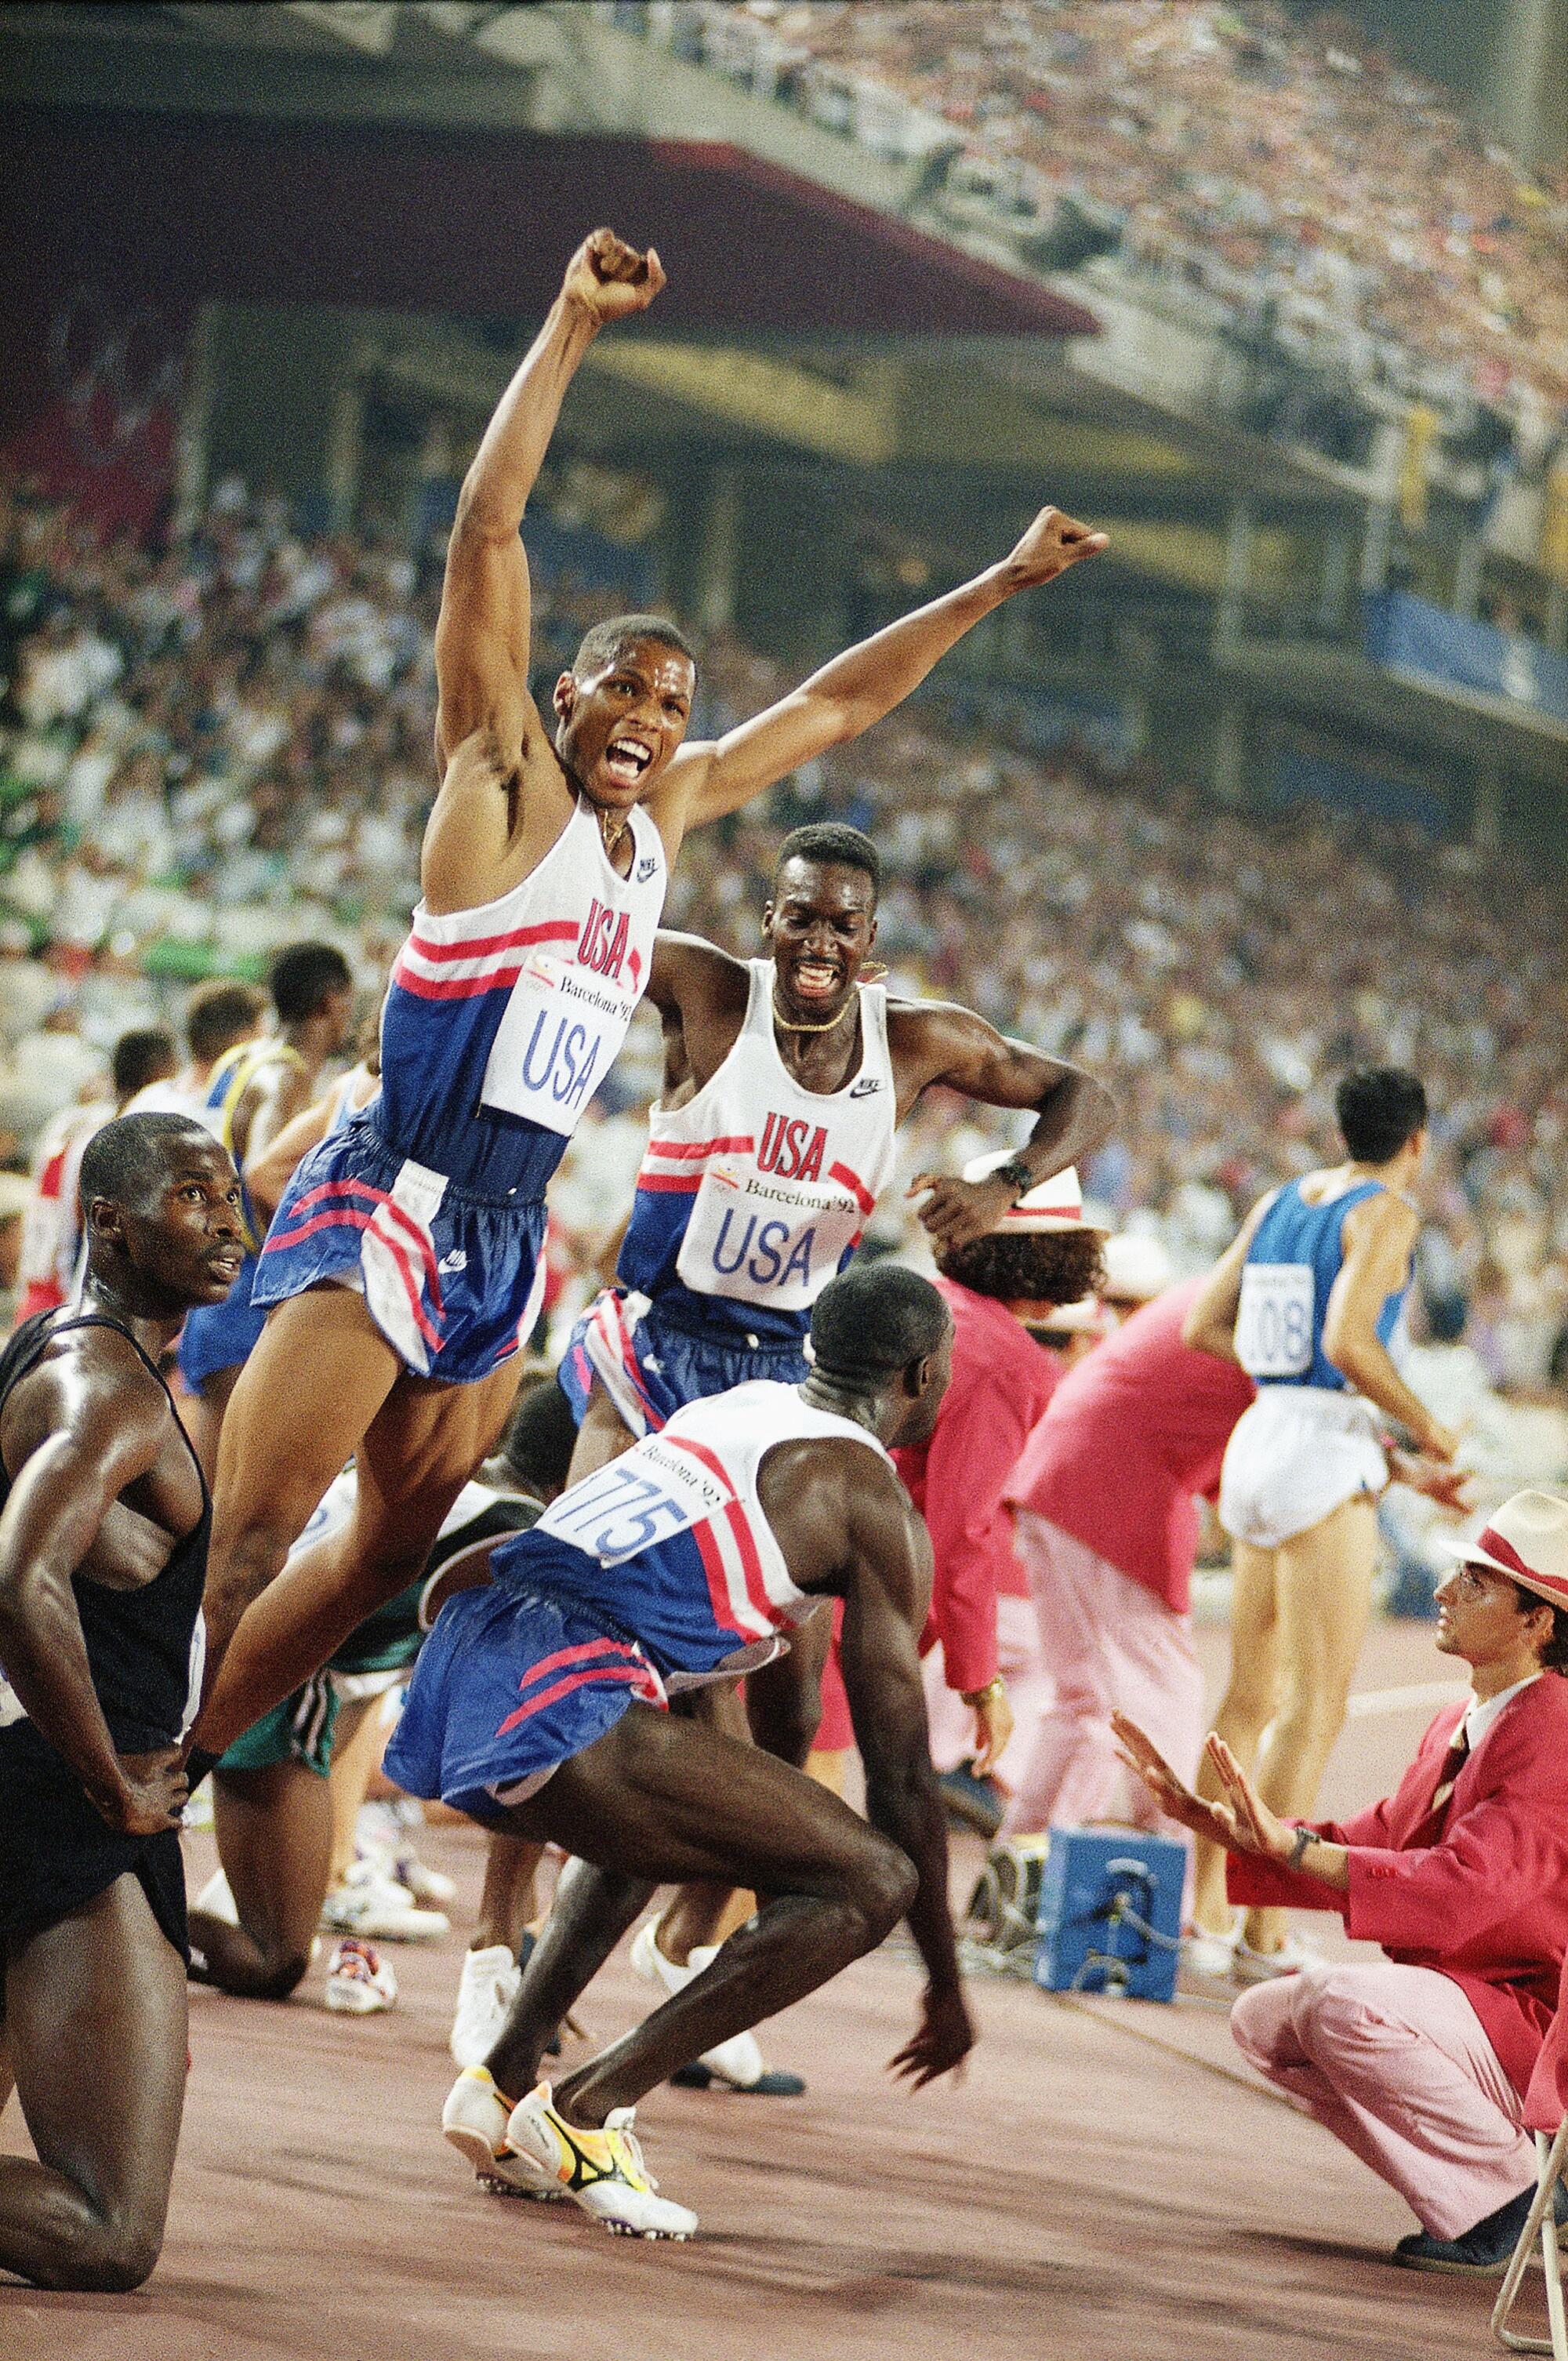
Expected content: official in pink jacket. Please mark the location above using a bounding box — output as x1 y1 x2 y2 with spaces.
1000 1273 1254 1840
1116 1488 1568 2275
883 1159 1103 1799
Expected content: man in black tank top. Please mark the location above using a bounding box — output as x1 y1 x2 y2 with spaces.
0 1111 244 2293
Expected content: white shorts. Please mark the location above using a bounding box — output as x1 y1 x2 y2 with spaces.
1218 1386 1386 1551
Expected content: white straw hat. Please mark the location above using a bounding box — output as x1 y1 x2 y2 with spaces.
1446 1489 1568 1611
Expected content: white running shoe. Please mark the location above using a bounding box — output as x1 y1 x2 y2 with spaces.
628 1920 767 2091
450 1944 523 2070
441 2066 561 2200
354 1803 459 1907
1181 1920 1242 1981
325 1938 397 2015
321 1858 450 1943
504 2083 697 2240
1233 1929 1323 1985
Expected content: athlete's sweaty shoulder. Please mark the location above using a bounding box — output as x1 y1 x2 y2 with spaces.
421 719 578 918
756 1431 921 1601
1340 1180 1418 1259
0 1323 170 1486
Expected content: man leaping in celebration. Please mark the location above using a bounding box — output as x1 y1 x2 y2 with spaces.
191 227 1106 1766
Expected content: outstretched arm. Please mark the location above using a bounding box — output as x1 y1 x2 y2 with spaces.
902 1005 1115 1253
1181 1194 1275 1361
655 506 1106 839
0 1369 188 1834
837 1473 975 2086
433 228 666 765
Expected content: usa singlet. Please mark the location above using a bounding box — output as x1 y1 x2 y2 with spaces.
254 797 666 1381
563 961 896 1436
385 1378 888 1813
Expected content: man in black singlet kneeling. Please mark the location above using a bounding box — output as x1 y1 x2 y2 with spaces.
0 1113 244 2293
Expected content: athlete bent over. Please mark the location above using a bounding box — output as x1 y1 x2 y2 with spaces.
0 1114 243 2290
193 227 1106 1763
394 1263 970 2239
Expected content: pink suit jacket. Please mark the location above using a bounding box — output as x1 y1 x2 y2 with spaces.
1229 1673 1568 2097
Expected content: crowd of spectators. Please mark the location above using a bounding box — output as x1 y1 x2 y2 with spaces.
2 460 1567 1413
625 0 1568 445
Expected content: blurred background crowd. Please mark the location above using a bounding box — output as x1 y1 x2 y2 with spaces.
3 453 1566 1485
647 0 1568 444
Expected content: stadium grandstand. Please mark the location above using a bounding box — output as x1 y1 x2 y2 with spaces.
2 6 1568 2357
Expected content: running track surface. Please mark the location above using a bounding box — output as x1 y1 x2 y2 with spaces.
2 1618 1536 2361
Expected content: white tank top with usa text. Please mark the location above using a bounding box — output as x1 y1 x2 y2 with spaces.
620 959 897 1324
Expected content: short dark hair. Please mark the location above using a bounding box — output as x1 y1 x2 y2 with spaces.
498 1375 579 1503
809 1262 949 1389
187 979 265 1065
572 613 697 678
1508 1581 1568 1674
1335 1067 1428 1164
79 1112 213 1215
937 1228 1105 1309
269 942 353 1024
112 1027 177 1102
775 823 880 903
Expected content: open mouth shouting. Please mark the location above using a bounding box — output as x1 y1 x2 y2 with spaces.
787 954 846 1004
601 736 656 791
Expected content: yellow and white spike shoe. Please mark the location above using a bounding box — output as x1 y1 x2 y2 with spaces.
504 2083 698 2240
441 2066 562 2201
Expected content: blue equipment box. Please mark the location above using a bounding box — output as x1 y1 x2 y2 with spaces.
1033 1827 1186 2003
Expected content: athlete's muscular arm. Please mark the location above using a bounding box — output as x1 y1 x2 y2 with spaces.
0 1360 188 1835
899 1005 1115 1253
424 231 665 910
1181 1193 1277 1362
644 933 752 1100
1325 1193 1454 1456
837 1466 975 2084
650 507 1107 844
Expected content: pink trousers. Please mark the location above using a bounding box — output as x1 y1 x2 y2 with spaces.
1000 1513 1205 1843
1232 1961 1535 2239
923 1595 1054 1782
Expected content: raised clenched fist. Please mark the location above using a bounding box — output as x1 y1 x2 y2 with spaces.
561 227 667 326
1001 505 1108 590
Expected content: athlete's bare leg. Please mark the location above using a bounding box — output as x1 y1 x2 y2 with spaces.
199 1288 406 1685
187 1359 244 1485
1189 1539 1279 1937
189 1697 377 2000
0 1876 187 2291
195 1295 521 1755
473 1834 546 1955
1240 1495 1376 1955
483 1703 915 2123
567 1382 637 1484
327 1696 387 1890
191 1760 331 2000
653 1614 832 1963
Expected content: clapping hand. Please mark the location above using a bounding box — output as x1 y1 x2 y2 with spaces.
1110 1713 1293 1865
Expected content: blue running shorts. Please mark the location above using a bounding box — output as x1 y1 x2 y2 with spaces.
252 1116 547 1384
559 1289 810 1436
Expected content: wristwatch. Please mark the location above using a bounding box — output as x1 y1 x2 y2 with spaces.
993 1156 1033 1204
961 1676 1007 1709
1287 1826 1316 1870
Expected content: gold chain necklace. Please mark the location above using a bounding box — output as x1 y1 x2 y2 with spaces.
772 988 858 1035
598 807 629 858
